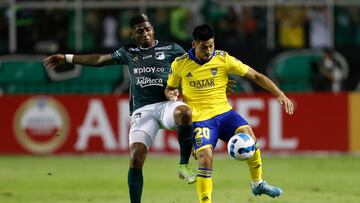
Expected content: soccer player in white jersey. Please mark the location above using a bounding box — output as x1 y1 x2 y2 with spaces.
165 24 294 203
44 13 196 203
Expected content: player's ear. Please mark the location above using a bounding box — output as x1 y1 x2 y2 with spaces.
130 32 134 39
192 41 196 48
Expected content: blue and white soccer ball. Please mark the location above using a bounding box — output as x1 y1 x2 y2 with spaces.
227 133 256 161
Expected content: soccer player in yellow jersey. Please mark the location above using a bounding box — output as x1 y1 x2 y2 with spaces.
165 24 294 203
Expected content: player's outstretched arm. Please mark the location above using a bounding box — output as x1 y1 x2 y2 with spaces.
164 85 179 102
43 53 115 70
245 67 294 115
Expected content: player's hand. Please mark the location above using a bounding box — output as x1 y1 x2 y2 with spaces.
226 79 237 95
43 54 66 70
167 89 179 102
278 94 294 115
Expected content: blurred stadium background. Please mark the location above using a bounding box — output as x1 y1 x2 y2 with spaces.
0 0 360 203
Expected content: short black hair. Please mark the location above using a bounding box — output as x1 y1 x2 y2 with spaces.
129 13 150 28
192 24 214 41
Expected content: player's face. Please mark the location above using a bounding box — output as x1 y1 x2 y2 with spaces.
193 38 215 62
131 22 155 48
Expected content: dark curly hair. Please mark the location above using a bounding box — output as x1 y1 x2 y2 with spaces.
192 24 214 41
129 13 150 28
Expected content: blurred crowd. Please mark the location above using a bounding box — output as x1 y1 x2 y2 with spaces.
0 1 360 91
1 3 360 53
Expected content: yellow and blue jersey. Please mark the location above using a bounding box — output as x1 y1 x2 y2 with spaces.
167 48 250 122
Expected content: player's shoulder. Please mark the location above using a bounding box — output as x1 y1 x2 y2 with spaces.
124 44 140 52
156 40 173 46
175 53 189 62
155 41 181 51
215 50 228 57
213 50 230 64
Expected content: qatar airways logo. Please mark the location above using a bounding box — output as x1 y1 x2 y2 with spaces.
134 66 165 74
189 79 215 89
136 76 163 87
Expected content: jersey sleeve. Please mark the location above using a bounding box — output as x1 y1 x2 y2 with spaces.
111 47 128 64
171 43 186 60
167 59 181 88
226 53 250 76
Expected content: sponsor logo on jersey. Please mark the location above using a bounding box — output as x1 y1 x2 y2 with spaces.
155 51 165 60
142 55 152 60
189 79 215 89
136 76 163 87
186 72 193 77
210 68 217 76
133 66 165 74
155 45 172 50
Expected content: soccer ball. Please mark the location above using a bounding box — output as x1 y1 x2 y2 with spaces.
227 133 256 161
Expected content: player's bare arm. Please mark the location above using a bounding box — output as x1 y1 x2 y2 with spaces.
245 67 294 115
165 85 179 102
43 54 116 70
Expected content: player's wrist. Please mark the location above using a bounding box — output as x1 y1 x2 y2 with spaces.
65 54 74 63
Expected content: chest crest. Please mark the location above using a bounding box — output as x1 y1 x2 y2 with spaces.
155 51 165 60
210 68 218 76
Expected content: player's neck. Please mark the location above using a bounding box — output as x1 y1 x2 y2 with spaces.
188 48 214 65
139 40 158 50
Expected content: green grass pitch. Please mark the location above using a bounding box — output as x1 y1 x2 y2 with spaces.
1 154 359 203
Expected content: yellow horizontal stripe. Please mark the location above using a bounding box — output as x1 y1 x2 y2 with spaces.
235 125 251 134
195 144 213 154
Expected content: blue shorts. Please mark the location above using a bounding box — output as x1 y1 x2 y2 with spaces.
193 110 249 152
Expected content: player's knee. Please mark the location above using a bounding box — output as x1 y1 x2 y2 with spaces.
237 127 257 141
197 150 213 169
130 153 146 168
174 105 192 125
130 143 147 168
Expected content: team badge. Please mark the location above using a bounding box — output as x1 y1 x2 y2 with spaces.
131 113 142 126
195 137 203 146
133 55 139 61
155 52 165 60
210 68 217 76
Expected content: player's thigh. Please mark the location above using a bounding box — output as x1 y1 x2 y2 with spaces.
235 126 256 140
129 109 160 149
219 110 251 142
193 120 220 153
157 101 188 129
